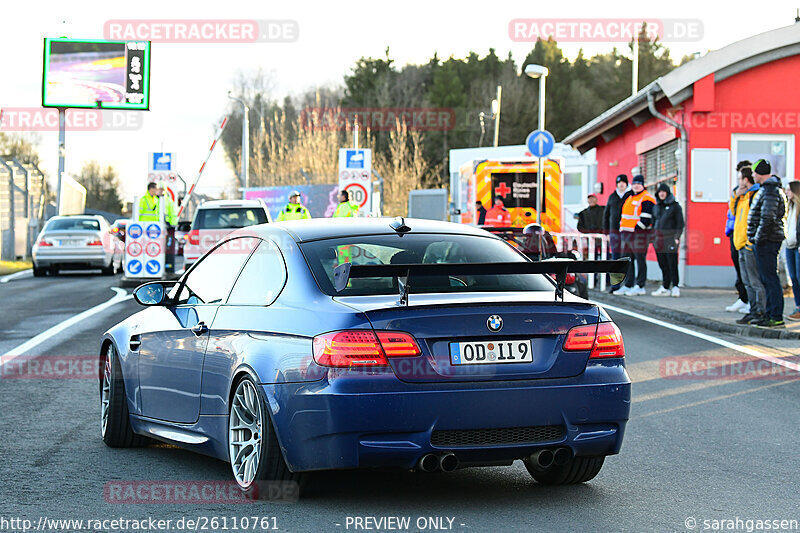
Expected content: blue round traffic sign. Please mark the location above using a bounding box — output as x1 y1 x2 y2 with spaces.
127 259 142 275
526 129 555 158
146 224 162 239
127 224 143 239
145 259 162 276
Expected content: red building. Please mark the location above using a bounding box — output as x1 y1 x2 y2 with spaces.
564 24 799 286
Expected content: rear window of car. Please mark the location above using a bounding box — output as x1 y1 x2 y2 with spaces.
195 207 267 230
299 233 554 296
46 218 100 231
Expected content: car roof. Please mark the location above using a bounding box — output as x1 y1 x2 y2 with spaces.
243 217 493 243
197 199 266 209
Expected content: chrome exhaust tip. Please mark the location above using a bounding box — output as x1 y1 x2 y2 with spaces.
438 453 459 472
418 453 439 473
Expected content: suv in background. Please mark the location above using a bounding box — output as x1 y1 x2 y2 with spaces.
183 199 270 268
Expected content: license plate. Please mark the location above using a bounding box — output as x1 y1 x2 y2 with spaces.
449 340 532 365
57 239 79 246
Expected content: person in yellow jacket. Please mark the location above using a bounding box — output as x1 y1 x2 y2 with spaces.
614 174 656 296
157 183 178 226
276 191 311 221
333 190 360 217
731 167 765 325
138 182 161 222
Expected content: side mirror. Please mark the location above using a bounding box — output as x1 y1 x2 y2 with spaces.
133 281 176 306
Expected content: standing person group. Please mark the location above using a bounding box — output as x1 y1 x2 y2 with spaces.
725 161 752 313
727 159 792 328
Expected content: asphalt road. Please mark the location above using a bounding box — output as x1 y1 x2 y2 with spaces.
2 272 799 533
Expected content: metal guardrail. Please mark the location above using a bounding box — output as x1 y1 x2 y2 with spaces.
550 232 610 291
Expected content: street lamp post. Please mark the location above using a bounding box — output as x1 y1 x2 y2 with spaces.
227 92 249 197
524 64 549 227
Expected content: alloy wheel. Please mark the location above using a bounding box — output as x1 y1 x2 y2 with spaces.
228 379 263 488
101 346 112 437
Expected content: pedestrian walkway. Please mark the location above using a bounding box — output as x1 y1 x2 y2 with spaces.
591 285 800 340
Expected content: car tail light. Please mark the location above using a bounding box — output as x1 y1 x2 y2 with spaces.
376 331 421 357
86 239 103 246
313 330 422 368
187 230 200 245
563 322 625 358
37 240 52 247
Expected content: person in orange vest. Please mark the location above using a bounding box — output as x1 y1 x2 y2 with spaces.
485 197 512 226
613 174 656 296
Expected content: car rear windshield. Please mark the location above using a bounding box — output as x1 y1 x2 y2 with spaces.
195 208 267 229
300 233 554 296
46 218 100 231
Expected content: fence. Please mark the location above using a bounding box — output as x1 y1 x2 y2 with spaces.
0 157 47 261
550 232 610 291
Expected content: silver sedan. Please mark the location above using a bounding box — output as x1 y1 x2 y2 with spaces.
32 215 122 276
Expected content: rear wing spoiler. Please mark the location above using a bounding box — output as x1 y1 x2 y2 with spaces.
333 259 630 303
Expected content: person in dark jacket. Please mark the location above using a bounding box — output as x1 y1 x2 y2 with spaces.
746 159 787 327
475 201 487 225
602 174 631 291
650 183 685 296
577 194 604 233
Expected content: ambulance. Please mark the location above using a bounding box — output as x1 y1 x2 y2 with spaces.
456 158 565 232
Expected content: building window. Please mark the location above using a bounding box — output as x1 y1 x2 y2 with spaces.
731 134 795 189
639 139 679 185
563 171 584 205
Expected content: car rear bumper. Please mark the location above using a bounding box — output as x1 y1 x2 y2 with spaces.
265 362 630 472
33 249 111 268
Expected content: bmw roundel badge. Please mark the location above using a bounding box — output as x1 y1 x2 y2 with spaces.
487 315 503 332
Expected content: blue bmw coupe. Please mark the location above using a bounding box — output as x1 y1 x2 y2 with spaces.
100 218 630 496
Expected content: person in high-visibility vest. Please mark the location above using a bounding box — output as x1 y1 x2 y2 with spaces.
333 190 360 218
138 182 161 222
157 183 178 226
276 191 311 221
613 174 656 296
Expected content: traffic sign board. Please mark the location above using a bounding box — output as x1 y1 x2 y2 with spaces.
127 260 142 275
151 152 173 171
526 130 555 158
146 224 162 239
344 182 369 208
126 241 142 257
145 259 161 275
127 224 143 239
145 241 162 257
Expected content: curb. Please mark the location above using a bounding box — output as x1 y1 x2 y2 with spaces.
589 290 800 340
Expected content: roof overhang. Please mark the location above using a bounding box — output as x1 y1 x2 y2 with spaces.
563 24 800 152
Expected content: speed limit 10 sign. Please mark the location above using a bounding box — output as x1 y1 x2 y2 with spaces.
344 182 369 208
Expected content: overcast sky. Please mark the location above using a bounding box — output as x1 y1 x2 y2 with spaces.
2 0 798 203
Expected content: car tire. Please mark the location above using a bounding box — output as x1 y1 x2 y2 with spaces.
49 266 59 276
228 376 304 499
525 455 605 485
100 343 148 448
32 266 47 277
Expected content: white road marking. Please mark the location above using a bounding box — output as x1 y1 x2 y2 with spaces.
0 287 132 366
0 269 32 283
595 301 800 373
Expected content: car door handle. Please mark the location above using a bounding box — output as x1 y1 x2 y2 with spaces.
191 322 209 336
129 334 141 352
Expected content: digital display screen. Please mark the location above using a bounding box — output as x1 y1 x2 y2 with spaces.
42 38 150 109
